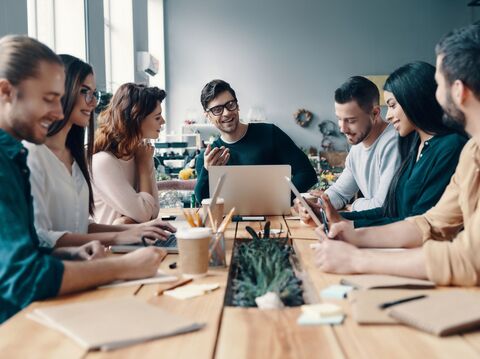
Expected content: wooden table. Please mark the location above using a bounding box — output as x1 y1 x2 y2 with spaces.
1 213 480 358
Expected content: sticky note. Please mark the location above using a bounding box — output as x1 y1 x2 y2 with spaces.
320 285 354 300
297 313 345 326
301 303 343 317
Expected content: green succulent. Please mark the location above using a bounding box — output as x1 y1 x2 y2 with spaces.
231 222 303 307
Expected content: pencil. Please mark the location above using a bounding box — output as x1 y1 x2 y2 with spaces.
155 278 193 296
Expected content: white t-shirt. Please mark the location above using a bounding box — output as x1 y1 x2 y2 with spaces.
24 143 90 247
325 123 401 210
91 151 159 224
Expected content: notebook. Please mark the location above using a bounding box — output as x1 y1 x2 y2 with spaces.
340 274 435 290
388 291 480 336
348 289 431 324
28 297 204 351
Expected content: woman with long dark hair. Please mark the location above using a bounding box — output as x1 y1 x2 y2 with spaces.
25 55 174 247
299 61 467 228
92 83 166 225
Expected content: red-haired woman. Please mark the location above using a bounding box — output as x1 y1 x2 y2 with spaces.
92 83 166 225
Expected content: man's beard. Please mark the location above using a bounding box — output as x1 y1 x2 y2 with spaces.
441 91 466 130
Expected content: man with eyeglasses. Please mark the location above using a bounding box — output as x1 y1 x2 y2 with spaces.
194 79 317 202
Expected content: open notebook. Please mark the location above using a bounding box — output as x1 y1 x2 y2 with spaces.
388 291 480 336
348 289 432 324
28 297 204 351
340 274 435 290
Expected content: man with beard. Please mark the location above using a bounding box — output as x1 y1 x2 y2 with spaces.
322 76 400 210
194 79 317 202
310 24 480 286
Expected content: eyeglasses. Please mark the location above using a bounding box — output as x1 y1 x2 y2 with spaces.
206 100 238 117
79 88 100 106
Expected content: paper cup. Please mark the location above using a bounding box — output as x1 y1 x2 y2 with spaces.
176 227 212 278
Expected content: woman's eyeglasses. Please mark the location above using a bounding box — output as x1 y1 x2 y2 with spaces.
206 100 238 117
80 88 100 106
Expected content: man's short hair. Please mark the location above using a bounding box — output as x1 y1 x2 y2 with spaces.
334 76 380 113
436 23 480 99
200 79 237 110
0 35 62 85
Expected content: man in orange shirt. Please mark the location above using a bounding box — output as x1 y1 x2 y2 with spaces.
313 23 480 286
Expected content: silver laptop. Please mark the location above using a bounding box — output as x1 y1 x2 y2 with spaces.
208 165 292 215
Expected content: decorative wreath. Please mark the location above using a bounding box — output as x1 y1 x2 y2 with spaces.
293 108 313 127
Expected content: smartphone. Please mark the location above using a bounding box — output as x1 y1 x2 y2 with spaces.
160 215 176 221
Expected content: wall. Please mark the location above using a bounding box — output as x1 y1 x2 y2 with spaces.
164 0 476 150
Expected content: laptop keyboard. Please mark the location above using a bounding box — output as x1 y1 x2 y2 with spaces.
154 234 177 248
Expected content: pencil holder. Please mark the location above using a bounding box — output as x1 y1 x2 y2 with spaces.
209 232 226 267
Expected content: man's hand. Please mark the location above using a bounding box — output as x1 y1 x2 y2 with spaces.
312 239 363 274
293 197 321 227
119 247 167 279
53 240 107 261
203 144 230 170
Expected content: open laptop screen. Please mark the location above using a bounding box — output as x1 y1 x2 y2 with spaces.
208 165 291 216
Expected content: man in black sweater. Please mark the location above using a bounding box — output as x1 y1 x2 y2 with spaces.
194 79 317 202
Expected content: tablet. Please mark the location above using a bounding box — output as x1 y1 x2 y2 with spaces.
285 177 324 228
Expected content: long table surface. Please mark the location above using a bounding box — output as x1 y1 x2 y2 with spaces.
1 211 480 358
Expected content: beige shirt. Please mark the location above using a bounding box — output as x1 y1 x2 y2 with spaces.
91 151 159 224
408 138 480 286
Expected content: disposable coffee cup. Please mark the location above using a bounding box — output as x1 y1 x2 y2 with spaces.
201 198 224 230
176 227 212 278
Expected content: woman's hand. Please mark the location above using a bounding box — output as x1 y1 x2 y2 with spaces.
114 221 177 245
135 141 155 167
321 194 345 224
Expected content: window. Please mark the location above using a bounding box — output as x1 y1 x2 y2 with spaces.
27 0 86 60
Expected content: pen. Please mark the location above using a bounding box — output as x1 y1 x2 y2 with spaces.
155 278 193 296
379 295 427 309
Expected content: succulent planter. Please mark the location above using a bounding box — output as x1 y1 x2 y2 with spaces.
224 222 304 308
